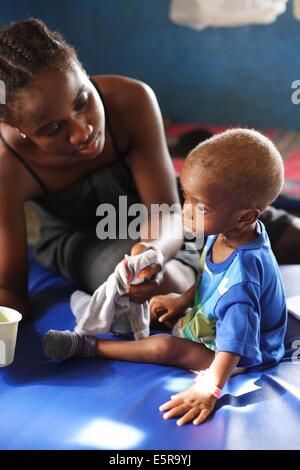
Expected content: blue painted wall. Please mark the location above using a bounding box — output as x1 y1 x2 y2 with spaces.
1 0 300 129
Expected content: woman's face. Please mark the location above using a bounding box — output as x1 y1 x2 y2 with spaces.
16 62 105 160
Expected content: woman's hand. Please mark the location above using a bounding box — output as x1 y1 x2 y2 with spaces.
159 384 217 426
125 242 164 304
149 293 185 326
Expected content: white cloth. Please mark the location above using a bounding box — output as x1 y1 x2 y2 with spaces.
169 0 287 30
71 249 165 340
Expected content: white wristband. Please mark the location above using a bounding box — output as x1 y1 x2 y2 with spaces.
194 369 222 398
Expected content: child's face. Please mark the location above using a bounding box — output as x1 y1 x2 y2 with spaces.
180 165 242 237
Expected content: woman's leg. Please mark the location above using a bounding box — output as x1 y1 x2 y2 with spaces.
260 206 300 263
95 334 214 371
35 226 196 295
160 259 196 293
33 166 198 294
272 218 300 263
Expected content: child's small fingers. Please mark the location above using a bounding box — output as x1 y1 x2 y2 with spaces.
158 311 174 323
163 403 192 421
158 314 167 322
152 307 167 320
159 398 182 412
159 401 173 412
170 391 188 402
176 408 199 427
193 408 211 426
149 297 160 308
149 298 158 307
149 300 158 313
156 307 167 314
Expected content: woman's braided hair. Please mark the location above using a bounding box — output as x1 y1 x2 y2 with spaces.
0 18 82 125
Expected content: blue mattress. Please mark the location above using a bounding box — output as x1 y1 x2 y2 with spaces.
0 248 300 450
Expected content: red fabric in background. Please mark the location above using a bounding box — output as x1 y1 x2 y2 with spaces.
282 149 300 198
166 124 300 201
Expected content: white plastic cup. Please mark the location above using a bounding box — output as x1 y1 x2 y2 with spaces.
0 307 22 367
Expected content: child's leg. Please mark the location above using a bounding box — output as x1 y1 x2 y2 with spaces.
43 331 214 370
95 334 215 370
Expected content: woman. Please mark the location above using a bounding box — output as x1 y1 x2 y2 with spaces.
0 19 298 319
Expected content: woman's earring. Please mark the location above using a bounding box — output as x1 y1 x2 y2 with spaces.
20 132 27 139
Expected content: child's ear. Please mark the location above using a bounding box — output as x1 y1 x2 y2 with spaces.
238 208 261 226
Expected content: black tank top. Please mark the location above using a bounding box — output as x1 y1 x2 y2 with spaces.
0 78 139 230
0 78 124 195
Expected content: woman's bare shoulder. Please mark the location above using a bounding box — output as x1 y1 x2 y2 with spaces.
91 74 155 111
91 75 157 144
91 74 148 91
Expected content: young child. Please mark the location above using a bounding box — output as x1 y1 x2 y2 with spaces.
43 128 287 427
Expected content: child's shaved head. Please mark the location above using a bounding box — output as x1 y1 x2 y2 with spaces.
183 128 284 211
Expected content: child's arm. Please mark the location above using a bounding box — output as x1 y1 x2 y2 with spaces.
150 283 196 324
209 351 241 389
178 283 197 311
159 351 240 426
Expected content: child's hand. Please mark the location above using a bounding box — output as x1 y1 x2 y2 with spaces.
159 384 217 426
126 242 163 303
149 293 185 326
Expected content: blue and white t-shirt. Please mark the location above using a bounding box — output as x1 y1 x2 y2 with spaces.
174 221 287 369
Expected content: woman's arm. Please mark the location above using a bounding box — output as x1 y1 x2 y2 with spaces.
0 182 29 318
125 80 183 261
95 77 189 303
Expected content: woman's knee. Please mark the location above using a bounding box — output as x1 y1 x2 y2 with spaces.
272 218 300 264
69 234 136 293
161 259 196 295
